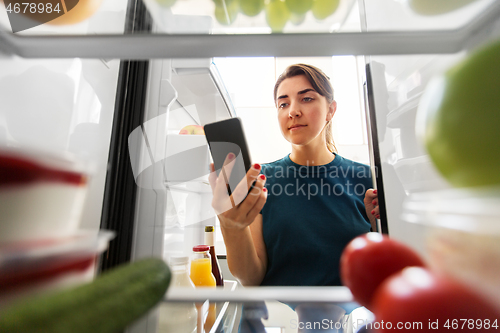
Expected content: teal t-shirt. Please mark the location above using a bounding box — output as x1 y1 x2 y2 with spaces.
259 153 372 286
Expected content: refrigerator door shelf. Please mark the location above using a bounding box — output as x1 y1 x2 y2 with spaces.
164 134 210 183
165 181 211 193
170 63 236 125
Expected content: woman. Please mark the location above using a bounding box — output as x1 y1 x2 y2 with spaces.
209 64 379 287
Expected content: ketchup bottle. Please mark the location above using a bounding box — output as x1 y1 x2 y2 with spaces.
204 225 224 287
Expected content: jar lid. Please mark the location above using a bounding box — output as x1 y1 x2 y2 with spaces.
205 225 214 232
193 245 210 252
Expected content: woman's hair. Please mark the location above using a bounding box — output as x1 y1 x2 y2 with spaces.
274 63 336 153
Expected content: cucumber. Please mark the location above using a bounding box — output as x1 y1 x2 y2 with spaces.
0 257 171 333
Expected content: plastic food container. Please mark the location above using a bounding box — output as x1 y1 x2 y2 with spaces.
0 230 115 307
0 146 89 243
402 187 500 313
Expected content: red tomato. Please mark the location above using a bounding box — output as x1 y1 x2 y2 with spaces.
371 267 500 332
340 232 425 309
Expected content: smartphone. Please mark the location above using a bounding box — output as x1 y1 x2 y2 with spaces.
204 117 252 196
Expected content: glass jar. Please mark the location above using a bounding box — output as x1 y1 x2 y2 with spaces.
190 245 216 288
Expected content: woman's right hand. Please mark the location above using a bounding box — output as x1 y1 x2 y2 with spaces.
208 153 267 230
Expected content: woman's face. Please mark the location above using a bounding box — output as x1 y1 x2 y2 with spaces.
276 74 336 149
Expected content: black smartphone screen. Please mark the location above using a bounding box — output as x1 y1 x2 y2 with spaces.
204 117 252 196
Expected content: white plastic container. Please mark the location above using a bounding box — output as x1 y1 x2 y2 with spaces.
0 230 115 307
158 255 197 333
402 187 500 313
0 146 89 242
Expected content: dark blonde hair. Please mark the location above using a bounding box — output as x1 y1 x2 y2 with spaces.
274 63 336 153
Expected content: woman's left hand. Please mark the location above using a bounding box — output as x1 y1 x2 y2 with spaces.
364 189 379 231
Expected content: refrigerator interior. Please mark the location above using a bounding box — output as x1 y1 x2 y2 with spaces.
1 0 500 332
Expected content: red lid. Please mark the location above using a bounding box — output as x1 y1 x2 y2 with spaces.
193 245 210 252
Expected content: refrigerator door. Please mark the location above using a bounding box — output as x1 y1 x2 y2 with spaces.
130 58 235 261
360 0 500 254
126 57 236 333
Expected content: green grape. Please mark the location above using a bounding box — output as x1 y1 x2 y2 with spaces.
312 0 339 20
265 0 290 33
409 0 480 16
213 0 236 7
285 0 313 15
289 12 306 26
215 1 239 25
239 0 265 17
156 0 177 8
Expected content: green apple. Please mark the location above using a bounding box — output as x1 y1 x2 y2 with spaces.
312 0 340 20
408 0 480 16
418 39 500 188
265 0 290 33
239 0 264 17
215 1 239 25
285 0 313 15
156 0 177 8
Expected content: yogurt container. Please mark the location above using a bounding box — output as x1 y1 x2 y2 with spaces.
0 230 115 307
0 146 89 242
402 187 500 313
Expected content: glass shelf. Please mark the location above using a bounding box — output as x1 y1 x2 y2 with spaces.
0 0 499 58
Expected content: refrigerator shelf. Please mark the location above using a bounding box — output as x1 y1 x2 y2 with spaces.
0 0 499 59
166 285 354 304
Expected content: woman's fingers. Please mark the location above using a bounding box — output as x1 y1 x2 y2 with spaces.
211 154 239 214
214 153 237 196
237 172 266 214
208 163 217 192
365 188 377 201
245 186 267 222
210 156 267 228
365 188 380 219
231 163 263 206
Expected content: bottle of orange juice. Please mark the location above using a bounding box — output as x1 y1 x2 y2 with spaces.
190 245 216 287
190 245 217 333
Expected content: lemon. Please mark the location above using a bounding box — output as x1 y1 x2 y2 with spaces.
265 0 290 33
418 39 500 188
285 0 313 15
311 0 339 20
239 0 264 17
